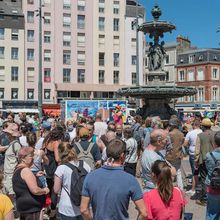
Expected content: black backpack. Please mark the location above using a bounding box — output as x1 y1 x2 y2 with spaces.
209 152 220 190
63 160 88 206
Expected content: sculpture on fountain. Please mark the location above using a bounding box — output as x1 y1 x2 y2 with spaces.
117 4 197 120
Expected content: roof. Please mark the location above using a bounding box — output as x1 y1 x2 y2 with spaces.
179 48 220 55
0 0 23 16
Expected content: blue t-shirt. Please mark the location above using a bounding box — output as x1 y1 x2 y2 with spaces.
82 165 143 220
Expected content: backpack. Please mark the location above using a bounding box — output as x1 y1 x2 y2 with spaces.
63 160 88 206
75 142 95 170
209 152 220 190
133 125 142 146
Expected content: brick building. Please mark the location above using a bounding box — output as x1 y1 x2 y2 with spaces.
176 48 220 110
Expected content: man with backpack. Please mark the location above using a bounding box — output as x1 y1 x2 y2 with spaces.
205 131 220 219
72 127 101 170
80 139 147 220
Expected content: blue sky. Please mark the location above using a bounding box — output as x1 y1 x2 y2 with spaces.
139 0 220 48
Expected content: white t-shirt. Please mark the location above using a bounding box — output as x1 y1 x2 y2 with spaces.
19 136 28 147
125 137 138 163
35 137 44 150
55 161 91 217
68 129 76 143
185 128 202 155
94 121 107 138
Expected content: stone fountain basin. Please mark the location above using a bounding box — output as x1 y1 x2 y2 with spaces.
117 86 197 99
139 21 176 34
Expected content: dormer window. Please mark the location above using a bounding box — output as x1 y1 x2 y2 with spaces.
189 55 195 63
213 55 217 61
199 55 203 61
180 58 184 63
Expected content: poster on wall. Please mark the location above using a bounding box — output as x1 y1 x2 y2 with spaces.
65 100 127 122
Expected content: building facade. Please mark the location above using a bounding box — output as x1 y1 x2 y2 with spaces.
22 0 145 104
176 48 220 110
0 0 25 102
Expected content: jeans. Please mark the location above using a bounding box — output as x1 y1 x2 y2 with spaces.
59 213 84 220
199 162 207 201
206 193 220 220
189 154 195 175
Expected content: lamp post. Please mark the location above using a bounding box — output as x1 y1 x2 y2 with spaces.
135 0 140 86
38 0 43 118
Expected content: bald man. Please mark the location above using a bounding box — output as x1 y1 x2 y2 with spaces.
141 129 176 192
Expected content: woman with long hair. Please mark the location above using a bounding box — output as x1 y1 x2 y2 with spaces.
12 147 49 220
42 126 64 219
53 142 91 220
143 160 186 220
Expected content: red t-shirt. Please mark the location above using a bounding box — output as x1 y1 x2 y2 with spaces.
144 187 187 220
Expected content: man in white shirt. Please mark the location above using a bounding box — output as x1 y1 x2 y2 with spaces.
184 119 202 196
94 113 107 138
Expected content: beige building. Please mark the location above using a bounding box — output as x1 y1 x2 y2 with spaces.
0 0 25 101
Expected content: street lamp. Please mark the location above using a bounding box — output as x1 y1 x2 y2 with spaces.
36 0 43 118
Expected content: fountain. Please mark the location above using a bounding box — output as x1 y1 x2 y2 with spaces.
117 5 197 120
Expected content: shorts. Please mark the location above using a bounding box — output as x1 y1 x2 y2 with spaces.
4 173 14 195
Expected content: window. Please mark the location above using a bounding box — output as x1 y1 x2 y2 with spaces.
44 89 51 100
113 71 119 84
77 33 85 47
63 50 71 64
0 28 4 39
11 29 18 40
166 71 169 81
99 52 105 66
198 87 204 102
99 34 105 44
77 51 85 65
212 68 219 79
27 0 34 4
11 48 18 60
77 0 85 11
44 50 51 62
27 11 34 23
145 58 148 67
27 67 34 82
77 15 85 29
77 69 85 83
113 35 119 45
99 0 105 2
189 55 195 63
99 17 105 31
113 18 119 31
0 88 4 99
165 55 169 64
44 31 51 43
11 88 18 99
63 68 71 82
63 32 71 46
99 7 104 13
197 68 204 80
113 53 119 67
188 70 194 81
63 0 71 9
44 0 51 4
179 70 185 81
132 72 136 85
27 49 34 61
99 70 104 84
27 30 34 42
0 47 4 58
131 55 136 65
44 68 51 82
113 1 119 14
212 87 218 101
63 14 71 27
44 13 51 24
11 67 18 81
0 67 5 81
27 89 34 99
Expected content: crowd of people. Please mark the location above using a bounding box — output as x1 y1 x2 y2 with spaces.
0 110 219 220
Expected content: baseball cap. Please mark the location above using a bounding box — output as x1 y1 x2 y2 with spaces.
41 121 51 130
201 118 212 127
